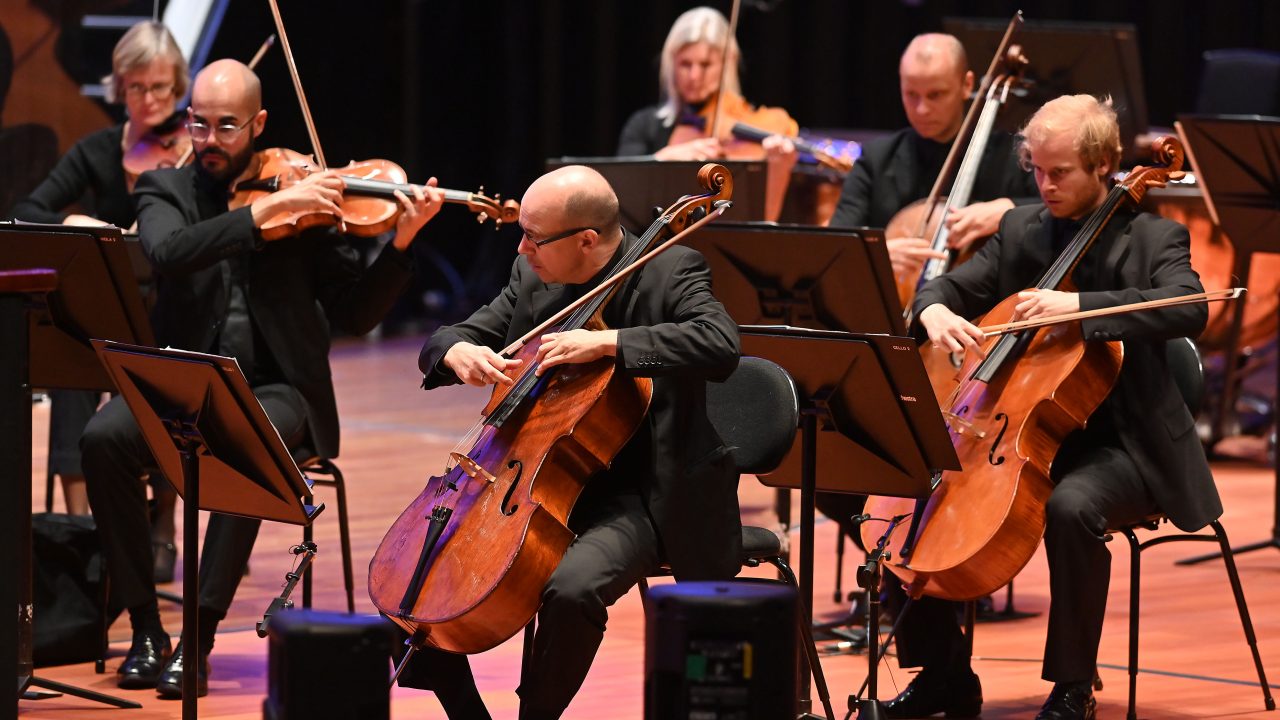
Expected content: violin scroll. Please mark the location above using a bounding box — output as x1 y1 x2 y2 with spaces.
464 189 521 228
1120 136 1186 205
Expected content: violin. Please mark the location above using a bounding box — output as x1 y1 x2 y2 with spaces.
860 137 1187 601
122 112 191 192
229 148 519 240
667 92 855 174
368 165 733 654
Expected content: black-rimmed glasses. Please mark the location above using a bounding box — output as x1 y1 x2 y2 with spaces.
186 115 255 143
522 226 600 248
124 81 175 100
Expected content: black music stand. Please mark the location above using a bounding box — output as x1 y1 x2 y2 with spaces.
546 157 768 231
92 341 323 720
688 221 911 643
2 222 157 714
1174 114 1280 564
741 327 960 720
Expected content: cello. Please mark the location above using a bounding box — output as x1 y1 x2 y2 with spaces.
369 166 733 655
861 137 1187 601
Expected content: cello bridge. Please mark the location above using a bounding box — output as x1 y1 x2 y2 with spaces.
448 452 496 483
943 412 987 439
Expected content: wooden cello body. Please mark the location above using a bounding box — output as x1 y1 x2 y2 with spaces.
369 166 733 653
369 332 651 652
862 138 1186 601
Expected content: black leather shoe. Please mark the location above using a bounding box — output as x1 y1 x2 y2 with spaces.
1035 682 1097 720
884 666 982 718
155 642 209 699
117 631 171 689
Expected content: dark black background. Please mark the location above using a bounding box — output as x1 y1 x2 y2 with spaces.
118 0 1280 320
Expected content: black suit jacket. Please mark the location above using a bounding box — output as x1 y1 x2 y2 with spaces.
419 233 744 580
11 124 136 227
133 164 415 458
912 203 1221 531
829 127 1038 229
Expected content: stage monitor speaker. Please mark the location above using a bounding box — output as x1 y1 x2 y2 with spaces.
645 580 797 720
263 610 393 720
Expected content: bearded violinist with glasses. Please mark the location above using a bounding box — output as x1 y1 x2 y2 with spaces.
77 57 441 700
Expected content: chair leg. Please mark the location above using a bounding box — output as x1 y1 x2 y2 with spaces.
1124 528 1141 720
301 493 315 610
834 528 845 603
767 556 836 720
324 461 356 613
1211 520 1276 711
521 619 536 692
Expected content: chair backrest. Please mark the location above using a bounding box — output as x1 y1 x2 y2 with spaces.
1195 49 1280 116
705 356 799 475
1165 337 1205 417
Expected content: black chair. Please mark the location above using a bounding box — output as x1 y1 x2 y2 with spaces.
521 356 835 719
1106 337 1274 719
1195 49 1280 116
296 453 355 614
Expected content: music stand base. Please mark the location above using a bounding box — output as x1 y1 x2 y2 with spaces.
854 699 888 720
1178 535 1280 565
19 674 141 709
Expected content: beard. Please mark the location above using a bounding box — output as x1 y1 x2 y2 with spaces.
195 137 256 184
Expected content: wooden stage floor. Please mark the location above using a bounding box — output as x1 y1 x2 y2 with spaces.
22 336 1280 718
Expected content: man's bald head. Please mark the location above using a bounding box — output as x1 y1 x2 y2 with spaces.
524 165 621 241
900 33 968 80
192 59 262 116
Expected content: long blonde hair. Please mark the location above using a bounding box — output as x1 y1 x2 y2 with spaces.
656 6 741 127
104 21 188 104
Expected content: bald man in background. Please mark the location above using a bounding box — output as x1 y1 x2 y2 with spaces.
399 165 742 719
80 59 440 698
817 33 1038 550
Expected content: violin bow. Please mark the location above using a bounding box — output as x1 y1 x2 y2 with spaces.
975 288 1245 338
912 10 1023 239
265 0 328 169
707 0 743 141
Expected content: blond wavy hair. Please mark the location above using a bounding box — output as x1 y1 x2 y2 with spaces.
1018 94 1122 173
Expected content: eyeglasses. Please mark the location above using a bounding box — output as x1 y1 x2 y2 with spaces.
185 116 255 144
522 226 600 248
123 82 175 100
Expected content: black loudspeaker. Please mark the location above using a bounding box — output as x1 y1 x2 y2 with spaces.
645 579 797 719
263 610 393 720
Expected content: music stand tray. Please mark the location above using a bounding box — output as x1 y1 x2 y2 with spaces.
546 157 768 230
0 223 153 391
685 221 904 336
1175 114 1280 563
93 340 322 718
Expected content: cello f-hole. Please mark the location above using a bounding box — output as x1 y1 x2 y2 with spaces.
988 413 1009 466
501 460 524 516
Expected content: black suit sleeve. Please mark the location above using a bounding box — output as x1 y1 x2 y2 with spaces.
134 171 259 274
910 211 1008 334
615 249 740 380
828 156 875 228
1078 220 1207 341
418 258 522 386
311 236 415 337
11 137 100 224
